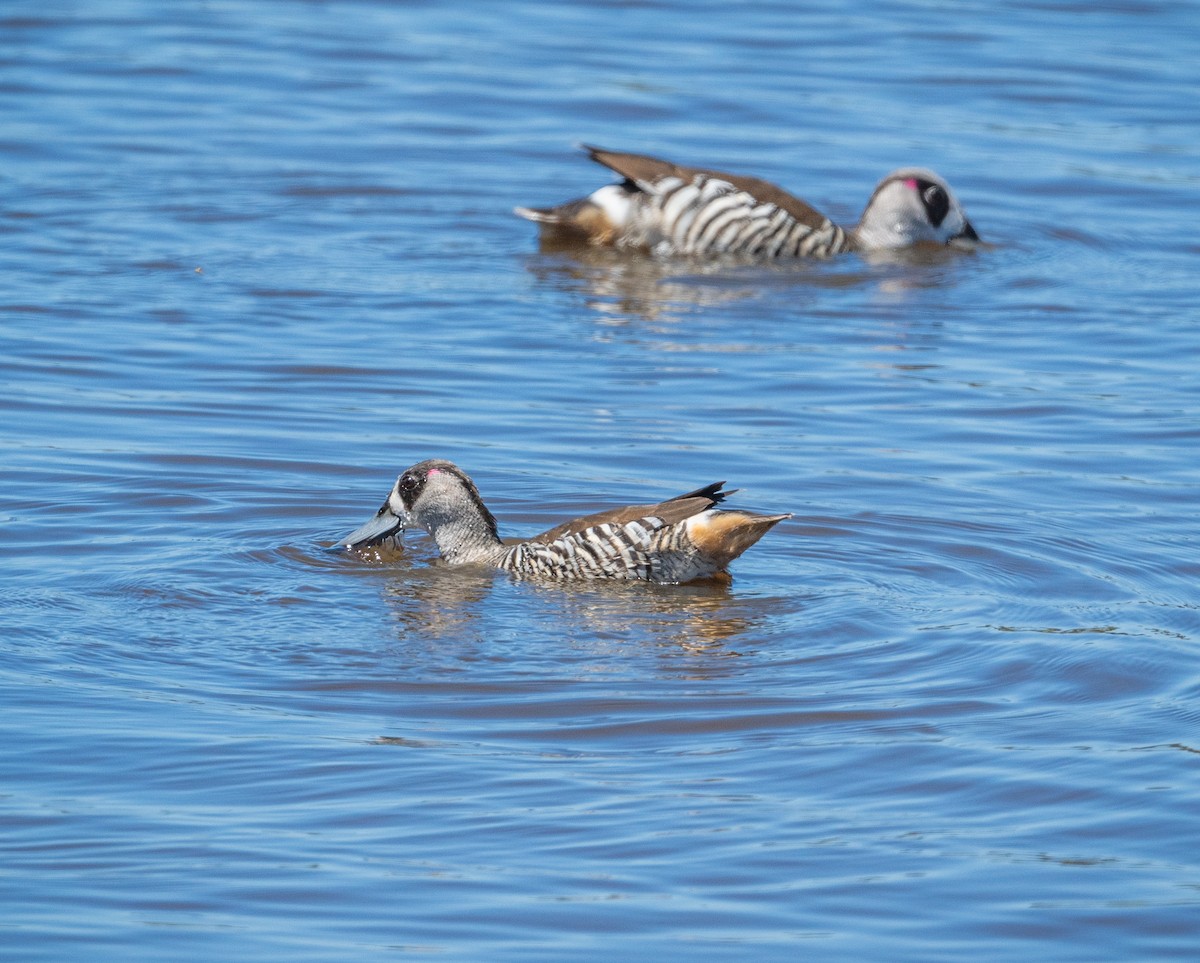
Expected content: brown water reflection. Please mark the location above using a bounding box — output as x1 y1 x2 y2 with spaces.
522 242 978 324
369 558 796 664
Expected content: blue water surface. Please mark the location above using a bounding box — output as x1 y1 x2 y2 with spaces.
2 1 1199 960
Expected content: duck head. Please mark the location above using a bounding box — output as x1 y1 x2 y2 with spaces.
854 168 978 251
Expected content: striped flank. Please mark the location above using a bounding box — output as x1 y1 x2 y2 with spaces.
645 174 848 258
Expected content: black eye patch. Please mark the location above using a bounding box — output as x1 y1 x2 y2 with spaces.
397 470 426 507
918 181 950 227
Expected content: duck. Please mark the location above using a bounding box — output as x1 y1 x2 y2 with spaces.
343 459 790 584
515 145 979 258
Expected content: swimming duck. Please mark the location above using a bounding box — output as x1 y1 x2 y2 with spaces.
343 459 789 583
516 145 979 258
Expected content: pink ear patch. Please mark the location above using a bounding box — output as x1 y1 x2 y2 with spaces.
904 178 919 190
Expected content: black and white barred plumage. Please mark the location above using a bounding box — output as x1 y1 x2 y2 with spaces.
343 459 789 584
614 172 849 258
516 146 978 258
499 514 716 583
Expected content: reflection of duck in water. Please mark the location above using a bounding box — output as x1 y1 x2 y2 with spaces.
344 459 789 584
517 146 979 258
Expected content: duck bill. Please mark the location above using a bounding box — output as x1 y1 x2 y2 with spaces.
343 499 406 549
949 219 980 249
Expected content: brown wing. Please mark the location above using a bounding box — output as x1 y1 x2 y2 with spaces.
585 145 830 232
530 481 730 543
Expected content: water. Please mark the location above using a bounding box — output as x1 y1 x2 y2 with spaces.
3 1 1199 959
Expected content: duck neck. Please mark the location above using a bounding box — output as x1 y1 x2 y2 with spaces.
426 513 507 566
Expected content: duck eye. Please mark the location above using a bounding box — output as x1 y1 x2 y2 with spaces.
398 471 423 504
920 183 950 226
